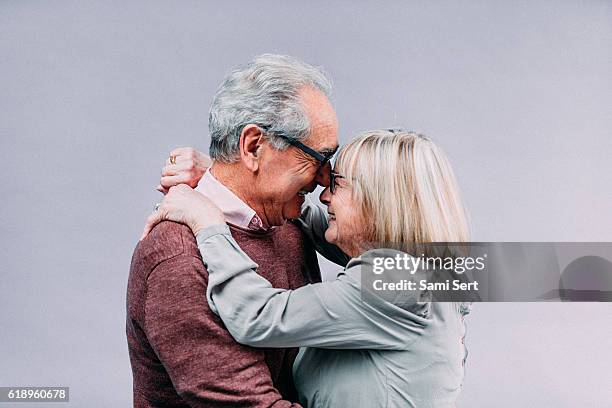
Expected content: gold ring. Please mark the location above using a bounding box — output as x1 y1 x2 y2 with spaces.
169 155 177 165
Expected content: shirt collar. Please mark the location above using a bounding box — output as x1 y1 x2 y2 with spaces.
195 169 268 231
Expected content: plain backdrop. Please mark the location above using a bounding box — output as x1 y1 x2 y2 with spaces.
1 1 611 407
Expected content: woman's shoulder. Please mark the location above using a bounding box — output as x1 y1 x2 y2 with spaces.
343 248 424 282
340 248 432 320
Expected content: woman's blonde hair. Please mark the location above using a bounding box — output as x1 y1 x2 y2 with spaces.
335 129 469 253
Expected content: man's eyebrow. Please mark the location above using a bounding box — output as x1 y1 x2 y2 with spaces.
319 146 339 156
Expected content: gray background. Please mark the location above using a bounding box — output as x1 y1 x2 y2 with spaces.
1 1 611 407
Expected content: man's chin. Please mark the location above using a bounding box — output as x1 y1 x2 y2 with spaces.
283 199 304 221
283 211 302 221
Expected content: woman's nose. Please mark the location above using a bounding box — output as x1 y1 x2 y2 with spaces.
319 186 332 205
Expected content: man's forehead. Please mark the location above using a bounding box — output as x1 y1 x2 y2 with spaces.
306 124 339 154
297 85 339 151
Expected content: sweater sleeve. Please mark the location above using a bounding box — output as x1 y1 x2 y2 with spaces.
198 225 430 351
144 252 301 407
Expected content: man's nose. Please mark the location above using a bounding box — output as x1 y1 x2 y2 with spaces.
319 186 332 205
315 162 331 187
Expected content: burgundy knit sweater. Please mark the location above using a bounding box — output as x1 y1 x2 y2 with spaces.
126 221 320 407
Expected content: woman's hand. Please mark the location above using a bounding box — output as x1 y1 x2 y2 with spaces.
141 184 225 240
157 147 212 194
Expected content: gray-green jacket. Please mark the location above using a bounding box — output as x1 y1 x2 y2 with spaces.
196 201 470 408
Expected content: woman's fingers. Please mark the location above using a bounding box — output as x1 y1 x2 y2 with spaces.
161 160 192 177
140 210 163 241
141 184 226 240
140 185 190 240
160 174 191 189
170 147 213 168
159 147 209 191
197 153 213 169
169 146 196 159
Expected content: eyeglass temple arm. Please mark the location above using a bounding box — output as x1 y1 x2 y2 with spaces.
284 138 329 163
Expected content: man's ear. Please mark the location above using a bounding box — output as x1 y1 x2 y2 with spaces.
239 124 265 172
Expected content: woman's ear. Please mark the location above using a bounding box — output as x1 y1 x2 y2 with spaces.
239 124 265 172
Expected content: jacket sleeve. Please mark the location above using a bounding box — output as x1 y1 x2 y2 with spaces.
293 199 350 267
198 225 431 351
144 252 300 407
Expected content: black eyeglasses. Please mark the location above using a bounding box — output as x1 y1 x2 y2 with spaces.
260 126 338 168
330 171 345 194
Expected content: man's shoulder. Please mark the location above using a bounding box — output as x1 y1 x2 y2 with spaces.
130 221 201 276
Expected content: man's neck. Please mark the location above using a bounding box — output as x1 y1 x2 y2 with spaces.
209 163 269 227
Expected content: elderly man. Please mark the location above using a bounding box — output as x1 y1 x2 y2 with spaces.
127 54 338 407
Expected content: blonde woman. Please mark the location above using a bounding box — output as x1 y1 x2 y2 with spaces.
143 130 471 408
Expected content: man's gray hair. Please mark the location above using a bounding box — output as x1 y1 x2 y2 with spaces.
208 54 332 163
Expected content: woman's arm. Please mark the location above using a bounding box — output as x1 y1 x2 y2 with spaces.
157 148 349 266
198 225 430 350
141 186 430 350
